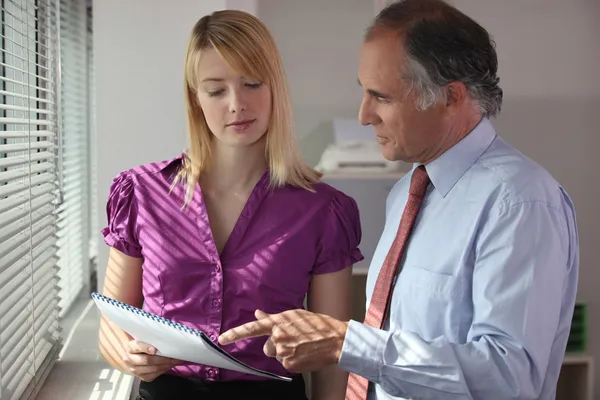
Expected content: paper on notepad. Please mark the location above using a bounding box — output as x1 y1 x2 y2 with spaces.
92 292 290 381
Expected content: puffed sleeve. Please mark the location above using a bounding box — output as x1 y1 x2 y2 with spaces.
100 170 143 258
312 191 365 274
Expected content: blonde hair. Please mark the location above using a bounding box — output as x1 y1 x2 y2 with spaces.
174 10 321 205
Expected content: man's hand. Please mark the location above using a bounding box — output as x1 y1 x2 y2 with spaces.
219 309 349 373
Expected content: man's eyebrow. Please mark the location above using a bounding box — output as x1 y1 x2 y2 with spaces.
357 79 389 99
369 89 390 98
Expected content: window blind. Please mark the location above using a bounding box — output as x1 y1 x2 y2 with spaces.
86 1 96 263
0 0 61 399
55 0 89 317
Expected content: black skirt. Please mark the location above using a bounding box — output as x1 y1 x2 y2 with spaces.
137 373 307 400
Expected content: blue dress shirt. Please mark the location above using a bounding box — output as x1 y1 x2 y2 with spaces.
339 118 579 400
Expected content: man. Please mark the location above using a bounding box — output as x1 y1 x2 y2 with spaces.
219 0 579 399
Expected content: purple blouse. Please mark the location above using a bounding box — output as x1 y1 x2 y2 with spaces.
101 153 364 382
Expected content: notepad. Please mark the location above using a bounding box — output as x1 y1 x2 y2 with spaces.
91 292 291 381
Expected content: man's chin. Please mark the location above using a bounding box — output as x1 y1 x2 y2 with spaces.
382 150 417 165
379 145 401 162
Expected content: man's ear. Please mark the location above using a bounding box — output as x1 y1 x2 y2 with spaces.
445 81 468 112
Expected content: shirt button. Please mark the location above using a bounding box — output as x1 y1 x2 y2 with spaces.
214 264 221 273
212 299 220 307
210 334 217 341
207 369 217 379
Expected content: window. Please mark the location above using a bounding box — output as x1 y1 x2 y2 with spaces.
86 0 96 264
56 0 91 317
0 0 61 398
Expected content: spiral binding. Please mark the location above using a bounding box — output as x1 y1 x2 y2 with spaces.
91 292 206 338
92 292 292 381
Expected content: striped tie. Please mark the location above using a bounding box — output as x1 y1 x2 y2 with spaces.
345 166 430 400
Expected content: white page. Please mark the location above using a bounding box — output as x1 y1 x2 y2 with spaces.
92 293 291 381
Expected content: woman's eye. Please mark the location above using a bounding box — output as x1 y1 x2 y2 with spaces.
246 82 262 89
207 90 224 97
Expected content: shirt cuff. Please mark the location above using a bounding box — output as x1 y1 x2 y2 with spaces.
338 320 390 382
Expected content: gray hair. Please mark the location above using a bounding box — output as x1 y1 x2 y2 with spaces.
367 0 503 117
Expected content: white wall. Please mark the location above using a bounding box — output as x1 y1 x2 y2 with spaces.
451 0 600 98
226 0 257 15
258 0 374 166
258 0 600 394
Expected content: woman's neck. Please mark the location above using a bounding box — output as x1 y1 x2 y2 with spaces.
200 138 268 193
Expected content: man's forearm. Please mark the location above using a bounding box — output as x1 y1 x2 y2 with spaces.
338 321 549 400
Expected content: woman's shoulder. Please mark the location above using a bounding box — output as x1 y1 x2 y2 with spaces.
277 180 359 214
312 180 354 200
109 153 185 188
107 153 186 202
115 153 185 181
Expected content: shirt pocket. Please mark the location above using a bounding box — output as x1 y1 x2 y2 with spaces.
392 266 468 340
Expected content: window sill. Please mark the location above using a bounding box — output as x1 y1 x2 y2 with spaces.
36 295 134 400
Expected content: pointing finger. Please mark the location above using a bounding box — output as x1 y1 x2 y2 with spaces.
218 317 275 345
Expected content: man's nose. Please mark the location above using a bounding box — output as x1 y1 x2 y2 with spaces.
358 97 373 126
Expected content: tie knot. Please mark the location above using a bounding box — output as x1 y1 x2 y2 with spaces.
409 165 430 197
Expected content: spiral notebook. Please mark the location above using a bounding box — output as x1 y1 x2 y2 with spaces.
91 292 291 381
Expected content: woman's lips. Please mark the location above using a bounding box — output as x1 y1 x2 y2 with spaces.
227 119 256 132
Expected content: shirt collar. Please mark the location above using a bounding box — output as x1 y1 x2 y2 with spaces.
157 152 187 174
413 117 497 198
158 151 272 189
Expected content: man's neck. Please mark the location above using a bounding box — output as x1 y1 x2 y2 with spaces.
422 110 483 165
200 138 268 194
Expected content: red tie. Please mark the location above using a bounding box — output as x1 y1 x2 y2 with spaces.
345 166 430 400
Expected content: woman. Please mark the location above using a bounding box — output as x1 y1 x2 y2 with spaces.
98 9 363 400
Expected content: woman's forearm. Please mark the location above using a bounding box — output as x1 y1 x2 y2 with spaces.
98 248 144 374
98 316 133 374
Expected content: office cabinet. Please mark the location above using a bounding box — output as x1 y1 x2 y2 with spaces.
557 354 594 400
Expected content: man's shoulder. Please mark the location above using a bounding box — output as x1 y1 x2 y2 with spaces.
475 137 567 209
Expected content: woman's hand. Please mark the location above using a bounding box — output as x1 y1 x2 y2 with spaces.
98 249 183 381
123 340 183 382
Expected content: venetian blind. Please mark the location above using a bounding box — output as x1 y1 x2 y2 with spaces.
0 0 61 399
86 0 96 263
55 0 89 317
